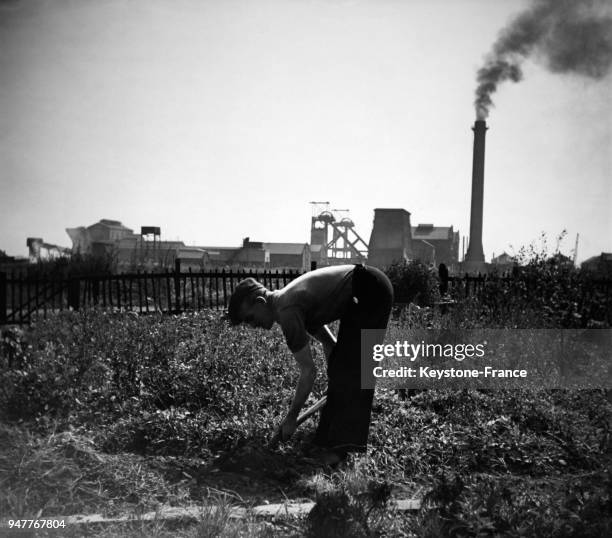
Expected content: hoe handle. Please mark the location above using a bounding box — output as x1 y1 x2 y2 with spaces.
296 395 327 426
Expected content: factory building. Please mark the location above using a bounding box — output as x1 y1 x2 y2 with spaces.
411 224 460 267
66 219 208 271
62 212 459 274
581 252 612 277
309 205 459 271
491 252 517 269
202 239 310 271
367 209 414 269
365 210 459 270
65 220 309 272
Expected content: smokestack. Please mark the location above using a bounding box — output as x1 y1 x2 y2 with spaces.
465 119 487 264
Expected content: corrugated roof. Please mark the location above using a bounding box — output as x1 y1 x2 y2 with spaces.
197 246 238 252
178 247 208 260
263 243 307 255
411 226 454 241
88 219 134 232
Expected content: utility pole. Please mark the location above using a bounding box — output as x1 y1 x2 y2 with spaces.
573 233 580 266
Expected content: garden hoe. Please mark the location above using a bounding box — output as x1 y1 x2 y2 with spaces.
267 394 327 448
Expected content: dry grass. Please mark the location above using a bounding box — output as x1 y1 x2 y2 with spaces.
0 423 189 520
0 422 301 536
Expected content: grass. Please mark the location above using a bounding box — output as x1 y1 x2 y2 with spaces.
1 261 611 537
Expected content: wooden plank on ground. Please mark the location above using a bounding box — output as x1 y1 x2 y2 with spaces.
7 498 421 527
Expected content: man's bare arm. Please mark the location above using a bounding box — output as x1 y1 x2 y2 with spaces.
312 325 336 361
287 344 317 419
277 344 317 441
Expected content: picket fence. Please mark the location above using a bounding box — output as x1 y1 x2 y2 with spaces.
1 265 610 325
0 264 301 325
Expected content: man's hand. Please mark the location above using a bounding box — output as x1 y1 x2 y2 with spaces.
268 415 297 447
268 344 316 449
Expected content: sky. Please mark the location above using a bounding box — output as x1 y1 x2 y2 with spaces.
1 0 610 263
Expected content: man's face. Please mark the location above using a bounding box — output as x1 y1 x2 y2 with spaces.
240 297 274 329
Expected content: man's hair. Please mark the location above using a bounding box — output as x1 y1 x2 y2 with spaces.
227 277 266 325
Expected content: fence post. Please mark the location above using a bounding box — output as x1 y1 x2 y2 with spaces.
0 272 6 324
438 263 449 296
68 277 80 311
92 278 100 305
221 268 227 308
174 258 181 313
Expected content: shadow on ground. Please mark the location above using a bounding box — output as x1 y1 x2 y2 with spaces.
146 434 326 505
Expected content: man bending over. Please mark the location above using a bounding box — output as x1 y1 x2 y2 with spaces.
227 264 393 465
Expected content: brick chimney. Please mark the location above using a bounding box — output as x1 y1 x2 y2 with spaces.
465 120 487 267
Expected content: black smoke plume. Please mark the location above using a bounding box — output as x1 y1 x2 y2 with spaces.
475 0 612 119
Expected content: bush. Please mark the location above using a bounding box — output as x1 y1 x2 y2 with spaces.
385 261 440 307
445 235 611 329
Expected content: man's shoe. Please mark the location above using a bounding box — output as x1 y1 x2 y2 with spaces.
320 449 348 468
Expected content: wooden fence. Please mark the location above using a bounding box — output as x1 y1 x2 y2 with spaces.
0 263 302 325
447 274 510 297
1 266 610 325
445 273 612 325
447 273 612 300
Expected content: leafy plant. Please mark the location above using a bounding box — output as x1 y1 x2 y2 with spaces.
385 260 440 307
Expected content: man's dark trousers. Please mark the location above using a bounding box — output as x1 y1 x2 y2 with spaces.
314 264 393 453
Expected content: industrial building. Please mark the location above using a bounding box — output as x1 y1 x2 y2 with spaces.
202 238 310 271
64 220 310 272
308 204 459 270
581 253 612 277
411 224 460 267
309 204 368 267
66 220 207 271
491 252 517 269
309 205 460 271
60 210 460 273
366 208 414 269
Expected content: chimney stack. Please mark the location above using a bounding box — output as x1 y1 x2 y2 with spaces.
465 119 487 266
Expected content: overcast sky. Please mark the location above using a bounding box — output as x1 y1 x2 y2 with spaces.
1 0 610 262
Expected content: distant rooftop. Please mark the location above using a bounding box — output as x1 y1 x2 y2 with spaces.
411 225 455 241
263 242 307 255
88 219 134 232
581 252 612 265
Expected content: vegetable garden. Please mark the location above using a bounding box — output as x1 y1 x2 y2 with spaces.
1 255 610 537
